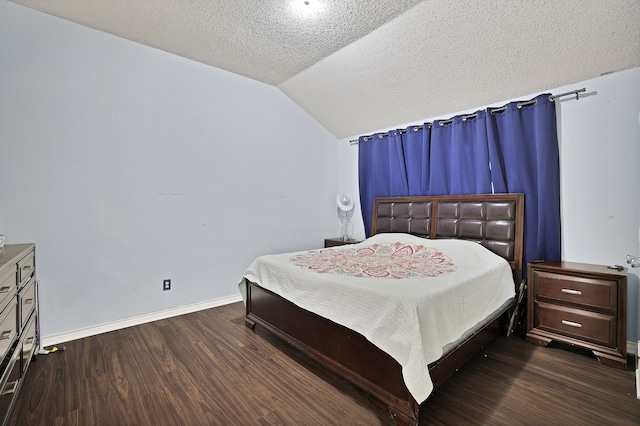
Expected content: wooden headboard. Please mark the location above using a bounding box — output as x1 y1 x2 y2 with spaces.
372 193 524 281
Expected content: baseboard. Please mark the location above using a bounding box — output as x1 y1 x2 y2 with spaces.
41 294 243 348
629 339 638 356
636 340 640 400
636 364 639 399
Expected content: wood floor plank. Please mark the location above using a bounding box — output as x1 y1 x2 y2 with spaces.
7 302 639 425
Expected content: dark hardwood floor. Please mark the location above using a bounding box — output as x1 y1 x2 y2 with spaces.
7 302 639 425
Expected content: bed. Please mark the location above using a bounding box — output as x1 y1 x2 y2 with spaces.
240 193 524 425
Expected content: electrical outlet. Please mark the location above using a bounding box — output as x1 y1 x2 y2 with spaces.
163 279 171 291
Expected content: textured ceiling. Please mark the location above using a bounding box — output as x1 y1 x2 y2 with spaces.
9 0 423 85
10 0 640 138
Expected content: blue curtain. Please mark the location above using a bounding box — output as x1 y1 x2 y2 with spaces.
358 130 409 237
401 124 431 196
486 94 561 267
429 110 492 195
357 94 561 271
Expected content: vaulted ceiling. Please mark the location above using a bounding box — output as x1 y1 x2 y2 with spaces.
10 0 640 138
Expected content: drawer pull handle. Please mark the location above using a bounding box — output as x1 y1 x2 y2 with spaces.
25 337 34 344
1 380 18 396
561 289 582 295
0 286 11 293
562 320 582 328
23 298 33 305
0 330 12 340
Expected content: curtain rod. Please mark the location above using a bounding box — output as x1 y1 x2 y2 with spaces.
550 88 586 101
349 88 587 145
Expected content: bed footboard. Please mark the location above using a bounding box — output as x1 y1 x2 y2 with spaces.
246 281 507 425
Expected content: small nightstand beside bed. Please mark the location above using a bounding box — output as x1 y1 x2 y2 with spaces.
239 193 524 425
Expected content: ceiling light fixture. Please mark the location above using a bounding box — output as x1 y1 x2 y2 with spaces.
291 0 323 18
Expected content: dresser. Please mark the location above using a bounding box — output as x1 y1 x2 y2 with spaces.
526 260 626 369
0 244 38 425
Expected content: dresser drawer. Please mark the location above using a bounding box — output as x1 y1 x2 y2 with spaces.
18 278 36 332
0 302 18 362
17 251 34 287
535 270 617 312
0 350 20 426
0 268 16 312
534 301 616 348
20 314 37 375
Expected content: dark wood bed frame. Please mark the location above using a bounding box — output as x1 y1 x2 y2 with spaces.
245 193 524 425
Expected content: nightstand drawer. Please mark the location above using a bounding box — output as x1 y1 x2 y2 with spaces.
534 301 616 348
535 271 616 312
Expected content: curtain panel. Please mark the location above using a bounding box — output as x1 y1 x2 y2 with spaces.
358 94 561 269
358 130 409 238
486 94 562 265
401 125 431 196
429 110 492 196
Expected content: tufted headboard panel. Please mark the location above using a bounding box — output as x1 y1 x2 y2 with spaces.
372 193 524 278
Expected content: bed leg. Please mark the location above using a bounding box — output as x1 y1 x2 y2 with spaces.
388 407 419 426
245 317 256 330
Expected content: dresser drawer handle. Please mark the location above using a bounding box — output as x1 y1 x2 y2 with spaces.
0 330 12 340
561 288 582 296
23 298 33 305
562 320 582 328
21 266 33 278
25 337 34 345
1 380 18 396
0 286 11 293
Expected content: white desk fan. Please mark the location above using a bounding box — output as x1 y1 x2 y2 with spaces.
336 193 354 241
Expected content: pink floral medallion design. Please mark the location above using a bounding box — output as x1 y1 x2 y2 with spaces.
290 242 456 279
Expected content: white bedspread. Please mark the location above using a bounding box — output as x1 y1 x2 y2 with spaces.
239 233 515 403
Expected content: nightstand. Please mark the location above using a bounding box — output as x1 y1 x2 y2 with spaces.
324 238 362 248
526 260 626 369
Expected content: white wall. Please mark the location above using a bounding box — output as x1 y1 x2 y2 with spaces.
0 2 339 338
557 68 640 346
339 67 640 344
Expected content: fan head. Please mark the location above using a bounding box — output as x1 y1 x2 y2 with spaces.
336 193 354 218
